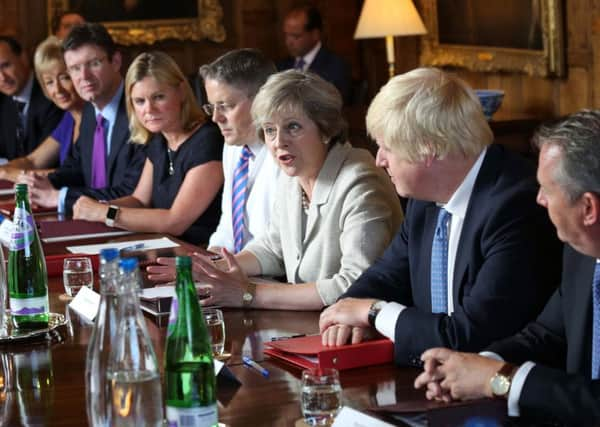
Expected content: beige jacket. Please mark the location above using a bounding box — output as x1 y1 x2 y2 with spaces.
245 142 403 305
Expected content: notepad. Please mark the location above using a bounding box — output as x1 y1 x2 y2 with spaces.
67 237 178 255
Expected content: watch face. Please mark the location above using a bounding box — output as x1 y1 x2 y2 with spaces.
491 374 510 396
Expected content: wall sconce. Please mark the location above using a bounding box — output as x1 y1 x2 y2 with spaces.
354 0 427 79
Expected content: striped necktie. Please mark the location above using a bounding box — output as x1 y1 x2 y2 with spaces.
91 114 107 189
232 145 253 253
431 208 451 313
591 263 600 379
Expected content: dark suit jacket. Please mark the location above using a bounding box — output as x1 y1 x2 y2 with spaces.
0 76 63 159
342 144 562 366
487 245 600 425
48 89 145 214
278 46 351 103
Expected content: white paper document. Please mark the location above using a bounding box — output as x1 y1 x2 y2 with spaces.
333 407 395 427
66 237 178 255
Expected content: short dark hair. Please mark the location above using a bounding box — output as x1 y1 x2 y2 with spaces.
62 22 116 59
51 10 85 34
0 36 22 55
289 4 323 31
199 48 276 99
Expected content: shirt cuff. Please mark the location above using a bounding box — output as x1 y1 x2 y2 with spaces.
374 301 406 341
57 187 68 214
479 351 504 361
507 361 535 417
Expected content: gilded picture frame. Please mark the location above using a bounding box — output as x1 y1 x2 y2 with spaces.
47 0 226 45
419 0 565 77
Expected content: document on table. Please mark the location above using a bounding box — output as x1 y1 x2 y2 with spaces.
66 237 178 255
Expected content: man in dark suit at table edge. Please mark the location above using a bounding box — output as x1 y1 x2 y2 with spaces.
277 4 351 104
21 23 144 217
414 110 600 426
0 36 63 161
319 67 562 367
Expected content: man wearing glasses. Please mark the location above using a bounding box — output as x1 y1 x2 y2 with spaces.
22 23 144 216
199 49 280 255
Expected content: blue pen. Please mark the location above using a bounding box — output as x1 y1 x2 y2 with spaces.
120 243 145 252
242 356 270 377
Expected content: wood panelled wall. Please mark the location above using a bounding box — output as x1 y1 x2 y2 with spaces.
1 0 598 118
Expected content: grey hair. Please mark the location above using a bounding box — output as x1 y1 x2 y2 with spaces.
533 109 600 201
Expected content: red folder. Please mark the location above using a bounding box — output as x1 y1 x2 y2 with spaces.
0 201 56 216
38 219 130 241
264 334 394 371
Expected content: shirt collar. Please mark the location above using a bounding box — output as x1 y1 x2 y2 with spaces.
442 147 488 220
94 81 123 125
13 73 34 104
298 41 322 68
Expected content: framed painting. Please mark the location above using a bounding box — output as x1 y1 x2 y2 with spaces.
47 0 226 45
419 0 565 77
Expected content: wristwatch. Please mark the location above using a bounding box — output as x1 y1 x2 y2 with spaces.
105 205 120 227
242 281 256 308
367 300 386 327
490 363 517 398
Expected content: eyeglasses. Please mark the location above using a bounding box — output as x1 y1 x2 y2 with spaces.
67 56 107 75
202 102 237 116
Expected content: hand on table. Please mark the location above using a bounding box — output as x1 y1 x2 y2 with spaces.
18 172 58 208
72 196 108 222
414 348 504 401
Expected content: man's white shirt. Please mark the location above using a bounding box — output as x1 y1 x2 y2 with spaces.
208 141 280 251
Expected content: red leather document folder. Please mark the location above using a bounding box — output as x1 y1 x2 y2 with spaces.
264 334 394 371
0 200 56 216
38 219 131 242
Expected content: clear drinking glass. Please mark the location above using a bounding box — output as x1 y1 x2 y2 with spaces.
63 257 93 297
301 368 342 426
203 308 225 358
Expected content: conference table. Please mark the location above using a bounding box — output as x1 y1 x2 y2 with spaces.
0 220 523 426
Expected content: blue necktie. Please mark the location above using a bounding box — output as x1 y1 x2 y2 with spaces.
431 208 450 313
232 145 253 253
591 263 600 379
295 58 306 70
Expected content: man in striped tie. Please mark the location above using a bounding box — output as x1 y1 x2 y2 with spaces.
415 110 600 426
199 49 281 254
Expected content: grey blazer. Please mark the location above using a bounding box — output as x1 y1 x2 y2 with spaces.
245 142 403 305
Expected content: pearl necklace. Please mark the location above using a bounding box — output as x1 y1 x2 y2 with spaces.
301 189 310 212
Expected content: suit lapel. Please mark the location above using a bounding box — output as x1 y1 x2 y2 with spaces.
291 183 304 266
303 143 348 244
106 93 128 179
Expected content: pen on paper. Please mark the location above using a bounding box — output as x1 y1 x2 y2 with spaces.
242 356 270 378
121 243 145 252
270 334 306 341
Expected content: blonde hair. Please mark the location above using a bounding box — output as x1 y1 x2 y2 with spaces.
33 36 66 98
125 51 205 144
366 67 493 162
251 69 347 144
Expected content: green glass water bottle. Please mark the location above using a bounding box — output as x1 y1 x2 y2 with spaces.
165 256 217 427
8 183 48 329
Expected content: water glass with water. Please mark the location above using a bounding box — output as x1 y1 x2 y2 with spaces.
63 257 93 297
301 367 342 426
203 308 225 357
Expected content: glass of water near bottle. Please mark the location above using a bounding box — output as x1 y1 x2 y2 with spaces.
301 367 342 426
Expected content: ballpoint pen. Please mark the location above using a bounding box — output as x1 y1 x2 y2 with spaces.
120 243 145 252
242 356 270 378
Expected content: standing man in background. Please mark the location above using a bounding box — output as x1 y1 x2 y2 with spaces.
0 36 63 161
278 5 351 104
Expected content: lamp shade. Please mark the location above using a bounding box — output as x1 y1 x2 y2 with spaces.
354 0 427 39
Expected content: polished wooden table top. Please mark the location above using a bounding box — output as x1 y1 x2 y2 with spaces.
0 290 428 427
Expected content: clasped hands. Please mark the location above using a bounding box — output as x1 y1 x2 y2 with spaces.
146 248 250 307
17 171 59 208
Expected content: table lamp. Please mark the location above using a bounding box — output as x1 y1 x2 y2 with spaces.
354 0 427 79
